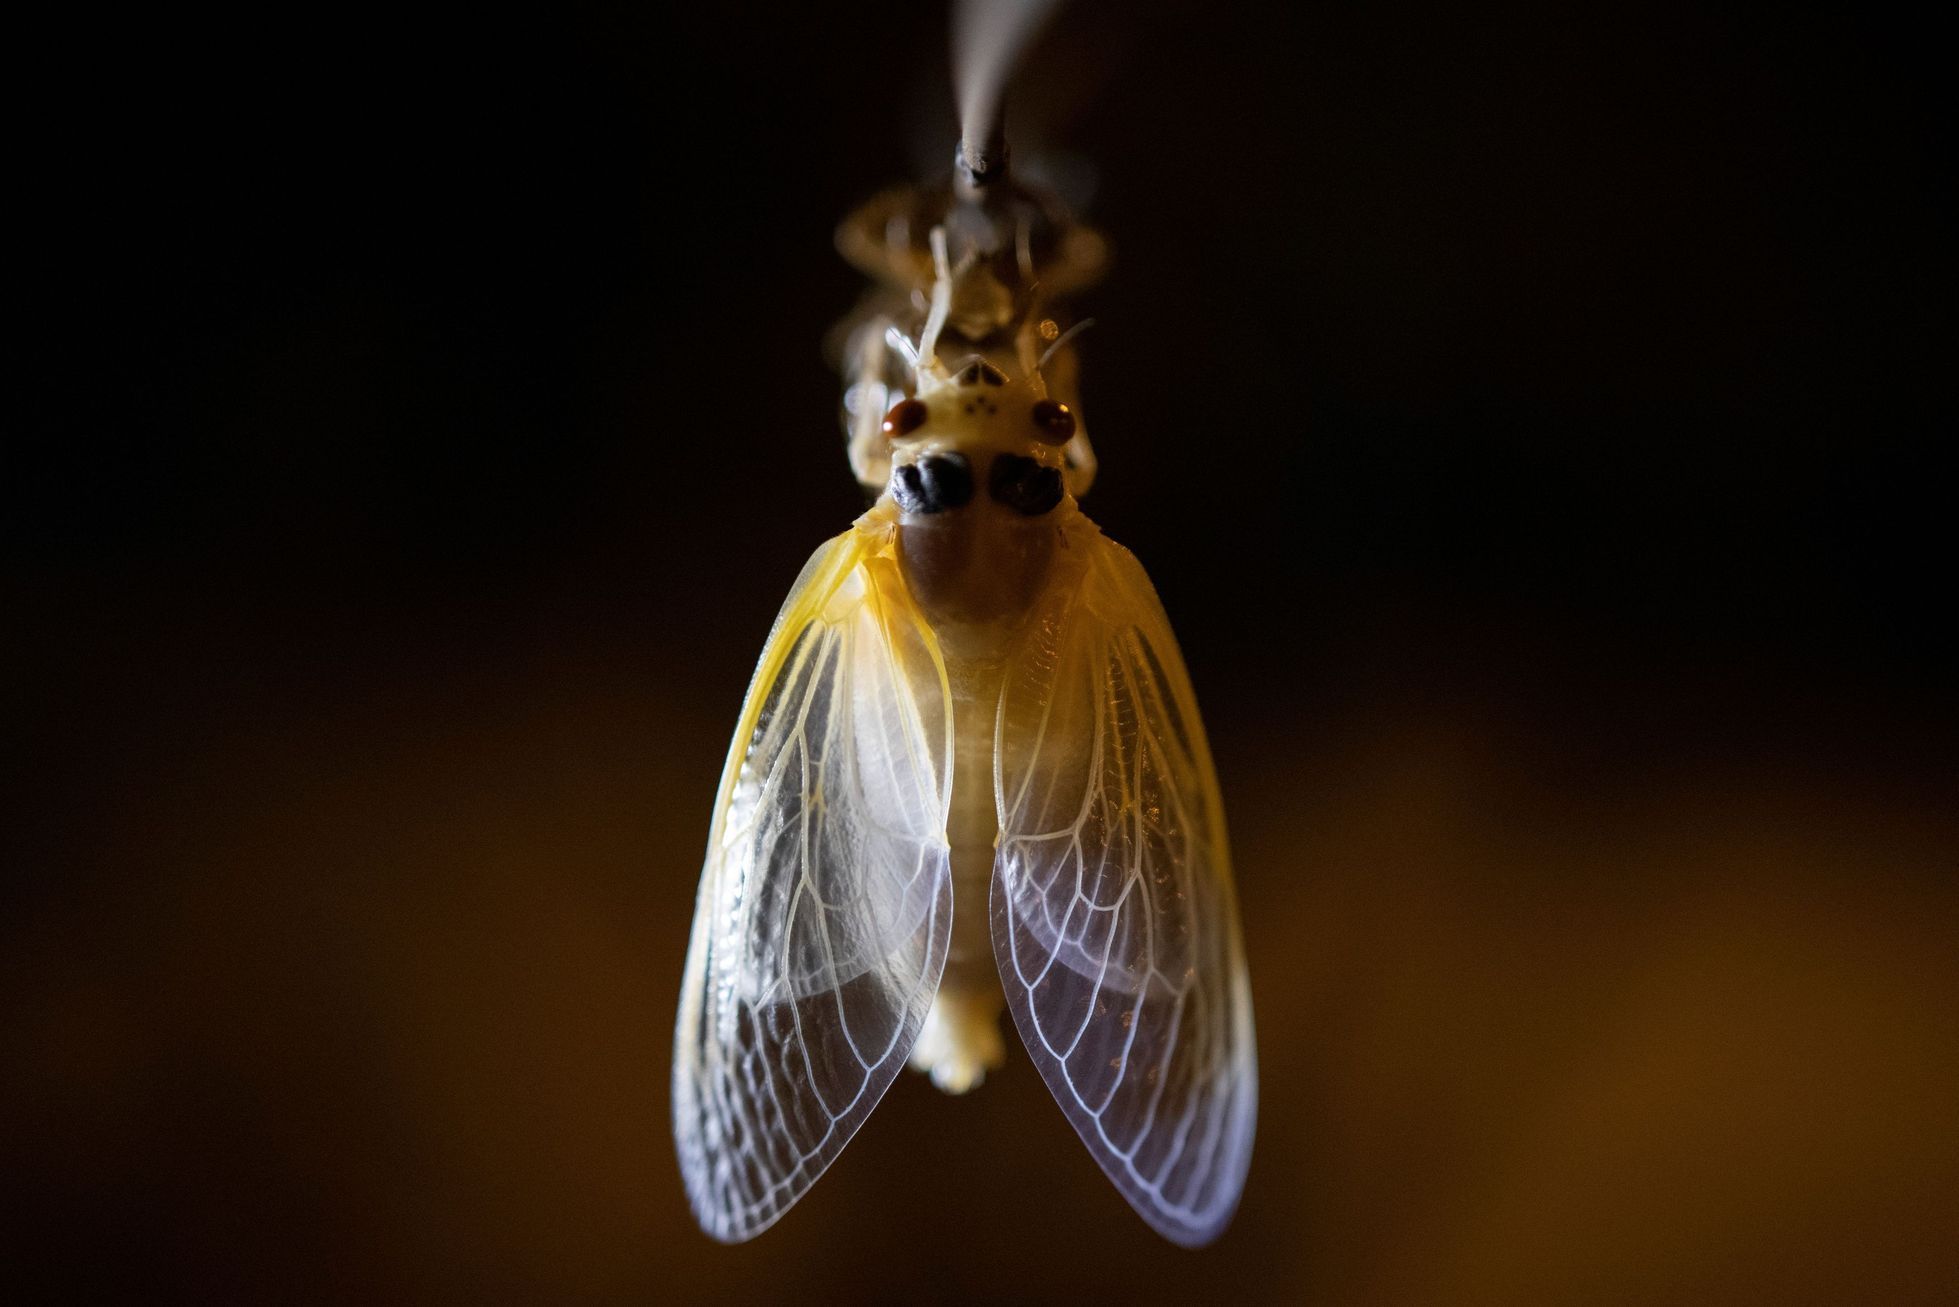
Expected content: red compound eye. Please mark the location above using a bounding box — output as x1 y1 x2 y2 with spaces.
1030 399 1076 444
881 399 929 438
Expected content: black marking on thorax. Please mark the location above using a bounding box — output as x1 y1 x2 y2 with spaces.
989 453 1064 516
892 453 975 515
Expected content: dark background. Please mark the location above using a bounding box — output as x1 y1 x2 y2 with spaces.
7 1 1955 1301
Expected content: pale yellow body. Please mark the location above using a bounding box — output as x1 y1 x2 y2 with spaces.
885 373 1075 1091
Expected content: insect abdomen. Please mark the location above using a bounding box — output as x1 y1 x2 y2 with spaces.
907 654 1007 1093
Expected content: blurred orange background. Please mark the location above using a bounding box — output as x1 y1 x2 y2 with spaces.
8 1 1954 1302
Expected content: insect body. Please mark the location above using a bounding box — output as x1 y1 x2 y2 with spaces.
672 13 1256 1248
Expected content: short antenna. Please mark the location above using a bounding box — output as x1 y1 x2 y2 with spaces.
1036 317 1095 373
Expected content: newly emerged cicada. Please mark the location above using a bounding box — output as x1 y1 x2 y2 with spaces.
672 0 1256 1247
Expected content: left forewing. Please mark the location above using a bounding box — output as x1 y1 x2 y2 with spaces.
992 530 1257 1246
673 528 955 1242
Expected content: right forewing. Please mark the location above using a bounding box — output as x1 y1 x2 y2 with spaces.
672 526 954 1242
992 529 1257 1246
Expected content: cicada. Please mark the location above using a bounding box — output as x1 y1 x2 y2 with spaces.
671 1 1256 1247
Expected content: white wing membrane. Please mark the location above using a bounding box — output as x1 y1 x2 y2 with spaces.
673 527 954 1242
992 530 1257 1246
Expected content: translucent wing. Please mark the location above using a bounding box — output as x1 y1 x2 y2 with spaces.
992 526 1257 1246
673 521 954 1242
